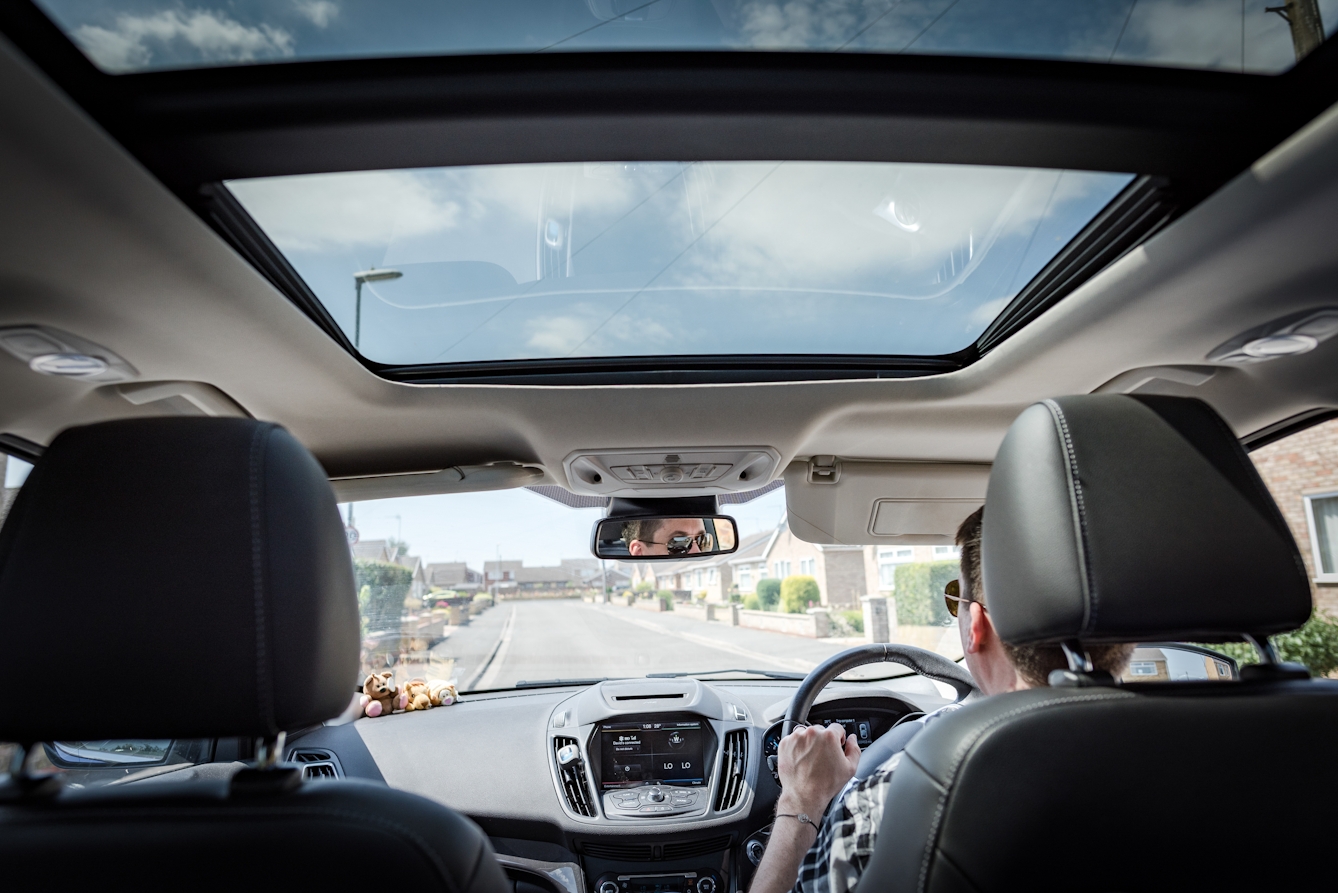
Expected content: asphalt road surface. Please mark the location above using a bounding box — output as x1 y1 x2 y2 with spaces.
450 599 958 691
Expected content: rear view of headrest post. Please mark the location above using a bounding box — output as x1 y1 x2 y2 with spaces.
982 395 1311 646
0 418 360 742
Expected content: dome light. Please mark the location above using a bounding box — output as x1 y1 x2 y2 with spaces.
1242 334 1318 358
28 353 109 377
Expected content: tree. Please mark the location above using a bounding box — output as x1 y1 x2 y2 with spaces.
1199 611 1338 677
355 559 412 633
892 560 959 625
756 578 781 611
781 575 821 613
386 537 410 561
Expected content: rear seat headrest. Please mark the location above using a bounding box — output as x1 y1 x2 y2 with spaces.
983 395 1311 646
0 417 359 741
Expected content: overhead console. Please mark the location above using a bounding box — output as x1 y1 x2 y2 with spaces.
563 448 781 498
548 680 755 825
784 458 988 545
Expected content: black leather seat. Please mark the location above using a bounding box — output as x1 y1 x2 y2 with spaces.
0 417 510 892
860 395 1334 892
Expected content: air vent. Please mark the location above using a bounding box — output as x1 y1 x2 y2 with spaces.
714 730 748 811
582 842 655 861
554 737 596 817
290 749 334 763
662 836 732 860
287 748 342 780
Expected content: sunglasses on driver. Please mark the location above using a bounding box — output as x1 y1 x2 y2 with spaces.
646 532 714 554
944 579 973 618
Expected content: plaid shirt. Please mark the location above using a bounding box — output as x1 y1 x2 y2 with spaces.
790 704 961 893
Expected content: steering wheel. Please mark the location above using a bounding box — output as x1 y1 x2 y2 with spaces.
782 644 980 781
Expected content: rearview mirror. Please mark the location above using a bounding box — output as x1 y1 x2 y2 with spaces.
592 515 739 560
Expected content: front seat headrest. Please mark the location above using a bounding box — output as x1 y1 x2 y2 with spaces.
0 417 359 742
983 395 1310 646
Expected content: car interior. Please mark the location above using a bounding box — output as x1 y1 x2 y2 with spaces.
1 1 1338 890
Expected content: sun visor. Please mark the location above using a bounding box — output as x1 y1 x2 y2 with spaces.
783 459 989 545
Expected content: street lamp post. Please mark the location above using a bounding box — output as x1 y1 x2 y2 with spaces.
352 268 403 350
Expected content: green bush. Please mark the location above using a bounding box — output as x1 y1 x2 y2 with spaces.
743 593 761 611
756 578 781 611
634 581 653 592
841 610 864 634
355 559 412 633
893 561 959 626
781 576 822 613
1197 611 1338 676
656 589 675 610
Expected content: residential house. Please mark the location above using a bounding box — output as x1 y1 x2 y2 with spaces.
1251 417 1338 615
860 543 962 599
394 553 428 602
351 539 393 562
727 520 877 609
483 558 627 596
425 561 483 592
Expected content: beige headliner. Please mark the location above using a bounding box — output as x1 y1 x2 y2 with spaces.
1 34 1337 497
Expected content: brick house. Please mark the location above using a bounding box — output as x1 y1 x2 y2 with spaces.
425 561 483 592
1251 417 1338 615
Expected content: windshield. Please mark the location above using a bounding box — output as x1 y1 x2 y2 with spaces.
227 161 1133 365
34 0 1337 74
342 484 962 690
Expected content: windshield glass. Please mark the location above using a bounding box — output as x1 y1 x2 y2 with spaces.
227 162 1132 365
34 0 1336 74
342 484 961 690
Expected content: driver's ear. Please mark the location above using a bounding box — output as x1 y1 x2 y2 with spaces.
966 601 990 654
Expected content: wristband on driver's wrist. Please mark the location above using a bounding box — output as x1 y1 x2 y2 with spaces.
776 812 819 833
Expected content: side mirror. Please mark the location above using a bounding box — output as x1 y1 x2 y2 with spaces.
592 515 739 560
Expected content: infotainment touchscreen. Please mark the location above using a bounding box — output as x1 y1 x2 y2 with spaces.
599 720 705 788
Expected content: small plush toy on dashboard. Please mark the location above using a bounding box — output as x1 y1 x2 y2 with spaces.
360 672 398 717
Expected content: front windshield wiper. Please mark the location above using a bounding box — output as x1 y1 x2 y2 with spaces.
513 677 610 689
645 668 808 681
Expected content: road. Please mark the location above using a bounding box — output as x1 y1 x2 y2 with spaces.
444 599 960 691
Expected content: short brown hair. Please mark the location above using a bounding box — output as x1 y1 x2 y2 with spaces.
956 507 1133 687
622 519 663 546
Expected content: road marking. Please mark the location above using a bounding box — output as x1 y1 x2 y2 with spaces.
589 604 818 673
468 606 516 691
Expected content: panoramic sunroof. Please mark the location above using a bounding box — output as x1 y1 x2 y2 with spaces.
226 162 1133 366
33 0 1337 75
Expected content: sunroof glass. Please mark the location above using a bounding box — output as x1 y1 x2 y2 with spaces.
34 0 1336 75
226 162 1133 366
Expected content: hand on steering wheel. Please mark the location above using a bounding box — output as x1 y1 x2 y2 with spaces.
780 644 980 783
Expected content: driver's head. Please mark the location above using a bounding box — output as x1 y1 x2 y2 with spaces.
954 507 1133 693
625 517 708 557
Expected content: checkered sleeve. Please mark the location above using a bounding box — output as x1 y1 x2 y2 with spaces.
789 757 900 893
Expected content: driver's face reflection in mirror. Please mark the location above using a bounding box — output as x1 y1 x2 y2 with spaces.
626 518 707 557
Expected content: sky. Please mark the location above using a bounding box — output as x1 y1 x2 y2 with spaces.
338 485 788 570
32 0 1336 74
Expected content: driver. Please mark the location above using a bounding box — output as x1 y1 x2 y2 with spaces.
749 507 1133 893
624 518 711 557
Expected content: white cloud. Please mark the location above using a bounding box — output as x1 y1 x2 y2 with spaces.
228 170 465 254
293 0 339 28
730 0 892 48
72 9 294 72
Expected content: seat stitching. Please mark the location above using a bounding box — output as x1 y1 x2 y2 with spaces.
1041 399 1098 634
914 692 1131 893
248 425 275 734
0 804 464 891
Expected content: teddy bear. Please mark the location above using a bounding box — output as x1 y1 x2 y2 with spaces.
428 679 458 706
360 671 398 718
400 677 433 712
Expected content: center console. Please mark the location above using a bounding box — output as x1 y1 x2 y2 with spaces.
594 870 721 893
599 720 708 817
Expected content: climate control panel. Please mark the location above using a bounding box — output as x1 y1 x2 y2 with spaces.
595 871 720 893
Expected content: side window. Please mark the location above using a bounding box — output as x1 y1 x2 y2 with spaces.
1239 418 1338 677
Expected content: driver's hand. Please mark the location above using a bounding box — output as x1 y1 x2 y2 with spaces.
776 724 860 818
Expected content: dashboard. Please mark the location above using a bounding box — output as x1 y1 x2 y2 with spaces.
281 675 952 893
